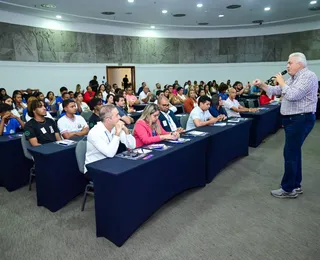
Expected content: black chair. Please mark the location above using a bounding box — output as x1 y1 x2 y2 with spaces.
21 135 35 190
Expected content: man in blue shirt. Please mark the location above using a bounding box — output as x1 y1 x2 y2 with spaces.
114 95 134 125
250 85 261 95
0 103 25 136
56 86 68 111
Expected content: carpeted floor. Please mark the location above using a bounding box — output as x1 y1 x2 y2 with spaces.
1 122 320 260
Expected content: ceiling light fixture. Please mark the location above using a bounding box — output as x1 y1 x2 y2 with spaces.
264 7 271 11
162 10 168 14
150 25 155 29
40 4 56 9
197 3 203 8
218 14 224 17
128 0 134 3
56 15 62 19
310 0 317 4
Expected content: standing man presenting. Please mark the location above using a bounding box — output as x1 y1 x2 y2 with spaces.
253 52 318 199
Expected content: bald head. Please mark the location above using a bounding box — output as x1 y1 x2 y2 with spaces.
158 96 170 113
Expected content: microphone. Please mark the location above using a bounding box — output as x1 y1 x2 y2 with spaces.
267 70 287 83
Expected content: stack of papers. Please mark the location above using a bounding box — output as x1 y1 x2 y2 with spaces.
228 118 240 123
145 144 172 151
116 148 152 160
184 131 208 137
167 138 191 144
56 140 77 146
213 122 227 127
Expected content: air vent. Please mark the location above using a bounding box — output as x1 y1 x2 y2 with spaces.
40 4 56 9
172 14 186 17
309 6 320 11
198 22 209 25
252 20 264 24
226 5 241 9
101 11 116 15
125 12 132 15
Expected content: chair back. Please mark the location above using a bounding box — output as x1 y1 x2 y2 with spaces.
75 139 87 174
21 134 34 161
81 111 93 122
180 114 190 129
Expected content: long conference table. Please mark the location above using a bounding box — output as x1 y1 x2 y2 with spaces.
241 104 281 148
0 134 33 191
86 119 252 247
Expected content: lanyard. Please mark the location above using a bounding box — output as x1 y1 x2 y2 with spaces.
105 131 113 142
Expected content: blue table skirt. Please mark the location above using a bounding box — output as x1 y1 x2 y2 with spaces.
241 105 281 148
0 135 33 191
86 135 208 247
201 120 252 183
28 141 87 212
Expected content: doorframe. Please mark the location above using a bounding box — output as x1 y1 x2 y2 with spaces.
106 66 136 92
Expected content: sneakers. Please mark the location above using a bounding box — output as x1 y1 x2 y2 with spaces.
293 187 303 194
271 188 298 199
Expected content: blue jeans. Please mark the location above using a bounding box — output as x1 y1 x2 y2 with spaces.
281 113 316 192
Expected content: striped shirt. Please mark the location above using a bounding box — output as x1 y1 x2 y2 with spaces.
266 67 318 115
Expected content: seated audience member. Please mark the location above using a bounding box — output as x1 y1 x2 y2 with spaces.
56 87 68 110
114 95 134 125
12 91 27 115
137 82 146 96
259 90 275 105
184 89 197 114
85 105 136 172
218 83 229 100
1 95 20 117
209 94 228 119
45 91 56 109
68 91 75 99
25 97 53 122
75 84 83 94
20 88 39 102
125 86 139 112
58 92 71 113
35 92 45 102
233 81 245 97
133 104 179 147
154 90 164 105
139 85 153 104
158 97 184 133
176 87 187 103
98 84 108 101
0 103 25 136
224 88 258 117
197 89 206 101
95 92 106 104
88 98 103 129
57 99 89 139
167 85 180 105
210 81 218 94
153 83 161 95
204 85 212 98
186 96 224 131
250 84 261 95
106 94 115 105
156 90 177 113
24 100 61 146
83 86 95 104
74 92 90 113
0 88 7 100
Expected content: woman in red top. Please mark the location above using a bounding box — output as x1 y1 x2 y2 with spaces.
83 86 95 104
133 104 179 147
184 89 197 113
259 90 274 105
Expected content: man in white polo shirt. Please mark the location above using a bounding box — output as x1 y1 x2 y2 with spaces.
139 85 153 104
186 95 224 130
57 99 89 139
224 88 258 117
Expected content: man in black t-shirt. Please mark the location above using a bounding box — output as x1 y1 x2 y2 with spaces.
89 75 99 93
88 98 103 129
24 100 61 146
123 75 129 89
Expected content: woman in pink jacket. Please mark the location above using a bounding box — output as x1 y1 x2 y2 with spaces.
133 104 179 147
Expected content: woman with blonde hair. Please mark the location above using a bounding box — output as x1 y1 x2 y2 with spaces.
133 104 179 147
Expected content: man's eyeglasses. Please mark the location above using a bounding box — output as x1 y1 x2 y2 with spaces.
161 104 169 107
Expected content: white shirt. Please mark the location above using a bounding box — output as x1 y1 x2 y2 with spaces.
102 91 107 102
161 111 177 131
85 122 136 172
224 98 241 118
26 111 53 122
11 109 20 118
80 102 90 112
57 115 88 134
139 91 151 103
186 106 212 130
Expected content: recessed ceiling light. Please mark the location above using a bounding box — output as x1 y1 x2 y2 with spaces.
150 25 155 29
40 4 56 9
128 0 134 3
218 14 224 18
56 15 62 19
310 1 317 4
264 7 271 11
197 3 203 8
162 10 168 14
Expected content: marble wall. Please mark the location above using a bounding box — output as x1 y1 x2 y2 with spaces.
0 22 319 64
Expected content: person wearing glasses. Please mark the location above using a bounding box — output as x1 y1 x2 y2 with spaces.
158 96 184 133
133 104 179 148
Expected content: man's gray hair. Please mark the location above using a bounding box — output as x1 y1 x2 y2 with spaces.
289 52 307 67
99 104 115 121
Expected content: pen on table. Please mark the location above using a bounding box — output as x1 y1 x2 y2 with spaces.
143 154 154 160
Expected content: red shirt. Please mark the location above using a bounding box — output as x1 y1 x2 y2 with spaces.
259 94 274 105
83 91 95 104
